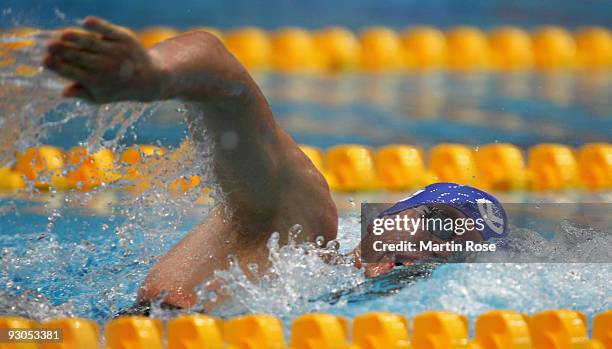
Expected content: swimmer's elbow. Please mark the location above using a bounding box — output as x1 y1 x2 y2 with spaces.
138 261 167 302
317 193 339 241
138 265 193 306
137 273 159 303
154 30 256 106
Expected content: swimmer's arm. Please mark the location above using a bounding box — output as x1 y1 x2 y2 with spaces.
45 16 283 219
147 31 284 219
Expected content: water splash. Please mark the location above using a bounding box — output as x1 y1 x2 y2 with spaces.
0 30 154 163
1 208 611 325
329 220 611 324
209 228 364 319
197 218 610 324
0 290 75 322
0 29 220 321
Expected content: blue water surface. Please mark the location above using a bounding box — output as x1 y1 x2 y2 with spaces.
2 0 611 30
40 73 612 150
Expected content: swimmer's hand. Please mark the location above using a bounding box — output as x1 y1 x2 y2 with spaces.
44 16 164 103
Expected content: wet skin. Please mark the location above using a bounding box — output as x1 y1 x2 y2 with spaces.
44 17 482 309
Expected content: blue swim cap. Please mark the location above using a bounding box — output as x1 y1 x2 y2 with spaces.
380 182 508 240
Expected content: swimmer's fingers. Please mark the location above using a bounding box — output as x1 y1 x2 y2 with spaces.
61 31 113 53
63 82 93 100
50 43 111 70
81 16 135 42
43 56 91 84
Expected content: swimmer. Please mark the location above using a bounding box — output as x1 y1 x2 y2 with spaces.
43 17 507 312
354 182 507 277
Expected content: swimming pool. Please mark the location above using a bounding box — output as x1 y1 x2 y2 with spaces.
0 24 610 331
1 190 611 324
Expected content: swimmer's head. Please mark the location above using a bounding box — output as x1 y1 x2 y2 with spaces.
358 183 507 277
380 182 508 241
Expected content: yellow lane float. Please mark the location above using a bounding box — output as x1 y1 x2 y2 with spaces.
577 143 612 190
272 28 322 72
1 310 611 349
0 27 38 51
3 25 606 72
429 143 478 186
66 146 119 190
531 26 576 70
40 318 99 349
0 167 25 191
314 27 361 71
3 143 610 193
169 175 202 192
325 144 378 191
167 315 224 349
445 26 489 70
359 27 402 71
375 145 434 190
290 313 348 349
224 27 272 69
105 316 163 349
352 312 410 349
299 145 339 191
412 311 469 349
119 145 166 164
527 143 580 191
14 64 40 76
529 310 595 349
593 310 612 349
15 146 65 189
299 145 325 172
1 25 603 72
471 310 532 349
488 26 533 70
575 27 612 69
223 314 285 349
474 143 527 191
119 145 167 191
400 26 447 69
0 316 38 349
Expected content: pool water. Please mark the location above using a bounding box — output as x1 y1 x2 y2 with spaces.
0 30 611 326
1 191 611 325
34 72 612 150
2 0 610 31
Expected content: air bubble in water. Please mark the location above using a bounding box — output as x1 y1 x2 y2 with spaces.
208 291 218 303
348 197 356 208
288 224 303 244
247 262 259 275
326 240 340 251
315 236 325 247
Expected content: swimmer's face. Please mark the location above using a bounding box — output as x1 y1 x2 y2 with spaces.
357 204 483 278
